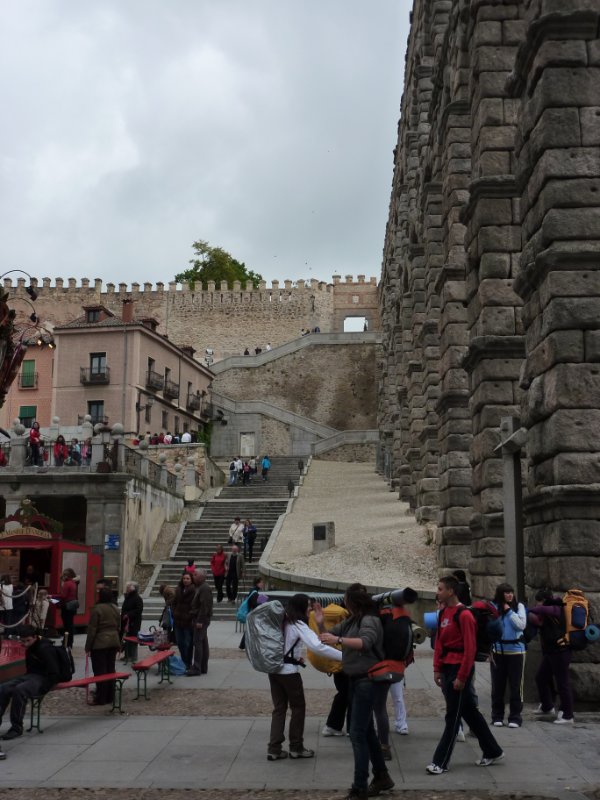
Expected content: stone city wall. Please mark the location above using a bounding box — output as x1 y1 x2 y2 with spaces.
379 0 600 698
212 343 377 431
4 275 378 362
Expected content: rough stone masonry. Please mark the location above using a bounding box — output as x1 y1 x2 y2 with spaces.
378 0 600 700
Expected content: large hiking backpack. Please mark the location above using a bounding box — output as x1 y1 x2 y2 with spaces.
558 589 590 651
367 606 417 683
244 600 303 674
443 601 502 663
307 603 348 674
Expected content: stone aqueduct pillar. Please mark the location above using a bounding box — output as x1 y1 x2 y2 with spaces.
379 0 600 697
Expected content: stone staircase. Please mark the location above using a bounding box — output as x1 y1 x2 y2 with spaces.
142 457 301 623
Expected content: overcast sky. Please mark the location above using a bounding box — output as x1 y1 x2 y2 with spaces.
1 1 410 288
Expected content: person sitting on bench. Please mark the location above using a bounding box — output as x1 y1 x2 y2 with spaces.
0 625 60 740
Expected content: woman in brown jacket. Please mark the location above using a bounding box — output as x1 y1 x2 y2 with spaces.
85 588 121 705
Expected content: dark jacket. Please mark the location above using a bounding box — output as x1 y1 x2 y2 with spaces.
86 602 121 651
171 585 196 628
26 637 61 691
191 582 213 625
121 591 143 636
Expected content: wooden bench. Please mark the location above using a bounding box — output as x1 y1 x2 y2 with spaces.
132 650 174 700
28 672 131 733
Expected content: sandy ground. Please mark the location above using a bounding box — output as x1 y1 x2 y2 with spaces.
268 462 437 590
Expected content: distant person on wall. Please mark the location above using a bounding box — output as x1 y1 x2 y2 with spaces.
172 433 181 444
244 348 250 355
68 438 82 466
82 437 93 465
261 455 271 481
255 346 262 355
53 435 69 466
225 545 245 603
210 544 227 603
181 431 192 443
266 343 272 351
163 432 173 444
29 421 43 466
158 432 165 444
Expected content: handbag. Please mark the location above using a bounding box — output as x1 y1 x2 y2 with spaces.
65 599 80 612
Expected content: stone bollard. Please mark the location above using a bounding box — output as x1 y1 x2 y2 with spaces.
312 522 335 555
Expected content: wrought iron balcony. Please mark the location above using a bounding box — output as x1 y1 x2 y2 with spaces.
80 367 110 385
164 379 180 400
18 372 38 389
146 369 164 391
186 392 202 411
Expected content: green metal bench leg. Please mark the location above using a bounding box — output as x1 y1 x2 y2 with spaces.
110 679 126 714
133 669 149 701
158 658 172 685
27 696 44 734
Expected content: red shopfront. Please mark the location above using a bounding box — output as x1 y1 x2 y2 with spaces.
0 528 101 630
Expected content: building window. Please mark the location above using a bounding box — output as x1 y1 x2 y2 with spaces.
20 359 36 388
86 309 100 323
148 357 155 372
164 367 171 384
145 405 152 425
162 410 168 429
19 405 37 428
88 401 105 424
90 352 106 375
174 415 180 435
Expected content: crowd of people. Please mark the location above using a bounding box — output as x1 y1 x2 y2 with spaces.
228 455 271 485
0 560 582 786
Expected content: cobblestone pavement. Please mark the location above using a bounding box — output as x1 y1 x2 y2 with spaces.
0 791 581 800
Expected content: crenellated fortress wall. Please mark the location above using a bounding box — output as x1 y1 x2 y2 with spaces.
4 274 379 360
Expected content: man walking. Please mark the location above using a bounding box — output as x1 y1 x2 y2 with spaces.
225 545 245 603
0 625 60 741
186 569 213 676
426 575 504 775
228 516 245 548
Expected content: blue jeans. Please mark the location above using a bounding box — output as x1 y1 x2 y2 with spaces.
348 678 387 790
175 626 193 668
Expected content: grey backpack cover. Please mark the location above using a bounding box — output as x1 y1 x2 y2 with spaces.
245 600 286 673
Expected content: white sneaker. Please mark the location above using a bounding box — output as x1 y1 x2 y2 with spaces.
508 722 520 729
426 763 448 775
395 727 409 735
534 704 556 716
553 716 574 725
321 725 344 737
455 729 465 742
492 721 503 727
476 752 505 767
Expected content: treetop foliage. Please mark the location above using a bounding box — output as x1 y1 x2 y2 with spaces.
175 239 263 290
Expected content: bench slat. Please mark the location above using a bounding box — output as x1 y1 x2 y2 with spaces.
55 672 130 690
132 651 174 671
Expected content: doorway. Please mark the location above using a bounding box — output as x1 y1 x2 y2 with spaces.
240 433 255 458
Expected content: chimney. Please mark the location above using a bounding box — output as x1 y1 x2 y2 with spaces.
122 298 134 323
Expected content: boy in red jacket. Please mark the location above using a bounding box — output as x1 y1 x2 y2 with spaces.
426 575 504 775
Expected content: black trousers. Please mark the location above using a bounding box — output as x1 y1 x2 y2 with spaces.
491 652 524 725
213 575 224 602
90 648 118 704
432 664 502 769
0 675 51 732
226 573 239 601
326 670 350 732
61 608 76 648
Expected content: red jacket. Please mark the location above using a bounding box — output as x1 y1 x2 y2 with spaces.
433 604 477 684
210 551 227 577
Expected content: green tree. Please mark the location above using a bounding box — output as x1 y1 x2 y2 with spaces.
175 239 262 289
